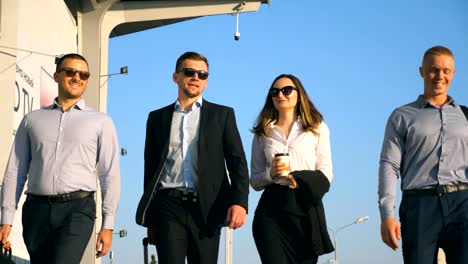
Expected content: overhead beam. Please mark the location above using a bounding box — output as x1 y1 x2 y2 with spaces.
79 0 263 113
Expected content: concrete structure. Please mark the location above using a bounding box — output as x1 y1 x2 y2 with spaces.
0 0 269 263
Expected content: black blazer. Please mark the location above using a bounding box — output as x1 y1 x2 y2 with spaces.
135 100 249 228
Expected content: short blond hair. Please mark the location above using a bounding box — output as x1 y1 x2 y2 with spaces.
422 46 454 63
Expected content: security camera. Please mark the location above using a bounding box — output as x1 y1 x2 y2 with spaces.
233 2 244 41
234 31 240 41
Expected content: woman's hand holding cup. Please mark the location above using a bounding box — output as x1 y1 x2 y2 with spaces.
271 153 290 180
271 153 297 189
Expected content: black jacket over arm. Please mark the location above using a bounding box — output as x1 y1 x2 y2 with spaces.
257 170 334 256
135 100 249 228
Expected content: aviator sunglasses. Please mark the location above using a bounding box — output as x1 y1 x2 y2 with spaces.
179 68 209 80
269 85 297 97
58 67 90 80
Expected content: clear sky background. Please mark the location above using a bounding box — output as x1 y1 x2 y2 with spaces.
103 1 468 263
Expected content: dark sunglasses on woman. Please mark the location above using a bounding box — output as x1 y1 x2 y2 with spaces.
269 86 296 97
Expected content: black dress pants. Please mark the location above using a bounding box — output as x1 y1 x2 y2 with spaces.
149 190 221 264
22 195 96 264
400 190 468 264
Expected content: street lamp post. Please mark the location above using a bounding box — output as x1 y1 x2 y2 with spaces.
99 66 129 88
107 229 127 263
328 216 369 264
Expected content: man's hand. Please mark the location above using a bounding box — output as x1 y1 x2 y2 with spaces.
225 205 246 229
96 229 113 258
381 217 401 250
0 225 12 249
147 228 155 245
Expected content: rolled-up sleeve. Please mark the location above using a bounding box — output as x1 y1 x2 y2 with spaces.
96 116 121 230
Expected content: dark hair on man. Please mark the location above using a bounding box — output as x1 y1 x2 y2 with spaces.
252 74 323 136
175 52 209 72
422 46 454 63
55 53 88 72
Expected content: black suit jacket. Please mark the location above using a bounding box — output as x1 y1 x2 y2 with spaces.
135 100 249 227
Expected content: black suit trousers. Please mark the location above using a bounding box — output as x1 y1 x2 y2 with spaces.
21 195 96 264
149 190 221 264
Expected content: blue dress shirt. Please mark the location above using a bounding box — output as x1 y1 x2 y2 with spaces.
1 99 121 229
378 95 468 220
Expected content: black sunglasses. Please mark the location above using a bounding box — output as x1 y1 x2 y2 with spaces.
269 86 296 97
179 68 209 80
58 67 90 80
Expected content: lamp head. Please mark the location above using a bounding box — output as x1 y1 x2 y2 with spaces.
355 216 369 223
119 229 128 238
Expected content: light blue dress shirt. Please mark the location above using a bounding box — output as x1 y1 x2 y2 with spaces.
159 98 202 191
378 95 468 220
1 99 121 229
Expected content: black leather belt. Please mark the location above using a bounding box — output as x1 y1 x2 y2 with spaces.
403 184 468 196
27 191 94 203
158 189 199 202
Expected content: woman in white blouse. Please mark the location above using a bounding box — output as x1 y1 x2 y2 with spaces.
250 74 334 264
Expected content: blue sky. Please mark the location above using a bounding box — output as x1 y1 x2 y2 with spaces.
104 1 468 263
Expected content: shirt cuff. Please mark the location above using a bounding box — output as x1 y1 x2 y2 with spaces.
102 215 115 230
379 207 395 221
1 211 15 225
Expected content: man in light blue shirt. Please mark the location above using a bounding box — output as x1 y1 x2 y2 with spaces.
0 53 121 263
378 46 468 263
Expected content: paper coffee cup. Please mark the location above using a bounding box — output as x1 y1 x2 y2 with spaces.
275 153 290 177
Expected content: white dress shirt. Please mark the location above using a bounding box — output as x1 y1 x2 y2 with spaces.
250 118 333 191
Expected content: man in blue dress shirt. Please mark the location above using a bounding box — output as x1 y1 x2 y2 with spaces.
0 53 121 263
378 46 468 263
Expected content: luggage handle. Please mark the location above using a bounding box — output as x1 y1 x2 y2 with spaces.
143 237 149 264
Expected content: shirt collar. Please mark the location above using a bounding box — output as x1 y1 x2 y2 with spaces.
174 97 203 112
49 97 86 111
416 94 456 109
74 99 86 109
268 116 303 129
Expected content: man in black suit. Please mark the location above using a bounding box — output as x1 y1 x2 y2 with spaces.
135 51 249 264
